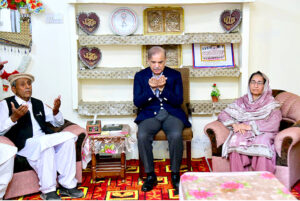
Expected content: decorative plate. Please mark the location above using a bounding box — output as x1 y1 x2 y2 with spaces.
77 12 100 35
220 9 242 33
110 7 138 36
78 47 101 69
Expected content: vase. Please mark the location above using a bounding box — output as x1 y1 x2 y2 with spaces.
18 6 30 21
212 96 219 102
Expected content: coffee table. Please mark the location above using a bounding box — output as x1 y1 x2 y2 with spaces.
179 171 297 200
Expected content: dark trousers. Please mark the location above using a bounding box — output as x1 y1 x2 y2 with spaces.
137 110 184 173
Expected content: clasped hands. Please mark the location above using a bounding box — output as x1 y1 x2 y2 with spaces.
148 75 168 92
10 96 62 122
232 123 252 134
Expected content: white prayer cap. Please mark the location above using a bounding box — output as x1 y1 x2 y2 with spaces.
8 73 35 85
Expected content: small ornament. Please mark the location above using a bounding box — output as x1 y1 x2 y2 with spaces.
3 84 9 92
78 47 101 69
77 12 100 35
86 120 101 135
110 7 138 36
220 9 242 33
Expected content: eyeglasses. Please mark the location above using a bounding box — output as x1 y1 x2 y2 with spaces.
250 80 264 86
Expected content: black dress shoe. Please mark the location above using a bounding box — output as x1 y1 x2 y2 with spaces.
171 172 180 191
141 175 158 192
59 187 84 198
40 191 61 200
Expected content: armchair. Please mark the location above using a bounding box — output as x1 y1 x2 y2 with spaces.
0 120 87 199
138 68 193 178
204 90 300 190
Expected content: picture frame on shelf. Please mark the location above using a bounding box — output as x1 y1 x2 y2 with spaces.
143 7 184 35
192 43 235 68
142 45 182 68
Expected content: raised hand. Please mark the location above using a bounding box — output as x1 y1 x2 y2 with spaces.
148 77 158 89
10 102 28 122
0 61 8 71
157 75 167 91
53 95 61 115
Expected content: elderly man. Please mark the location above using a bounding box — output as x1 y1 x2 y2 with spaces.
133 46 191 193
0 73 83 200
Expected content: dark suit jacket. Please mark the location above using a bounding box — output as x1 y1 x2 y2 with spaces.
133 66 191 127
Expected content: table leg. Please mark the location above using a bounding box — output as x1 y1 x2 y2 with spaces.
92 152 96 183
121 152 126 183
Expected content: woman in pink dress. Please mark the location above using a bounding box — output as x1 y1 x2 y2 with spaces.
218 71 282 173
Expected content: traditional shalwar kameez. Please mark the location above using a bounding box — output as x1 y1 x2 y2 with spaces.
218 73 282 173
0 95 78 194
0 143 17 199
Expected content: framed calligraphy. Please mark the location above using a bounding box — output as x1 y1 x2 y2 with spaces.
143 7 184 35
77 12 100 35
192 43 235 68
78 47 101 69
220 9 242 33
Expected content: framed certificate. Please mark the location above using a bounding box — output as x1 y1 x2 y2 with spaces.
192 43 235 68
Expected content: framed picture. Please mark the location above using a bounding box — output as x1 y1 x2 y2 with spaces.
142 45 182 68
192 43 235 68
143 7 184 35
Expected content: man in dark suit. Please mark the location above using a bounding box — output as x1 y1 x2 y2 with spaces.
133 46 191 193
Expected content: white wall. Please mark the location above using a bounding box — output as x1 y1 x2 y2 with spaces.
249 0 300 94
0 0 299 160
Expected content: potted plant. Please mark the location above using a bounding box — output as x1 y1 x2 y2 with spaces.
211 83 220 102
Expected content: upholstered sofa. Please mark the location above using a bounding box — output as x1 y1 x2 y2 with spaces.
204 90 300 190
0 120 87 199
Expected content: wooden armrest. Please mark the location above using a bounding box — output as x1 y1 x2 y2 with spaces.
204 120 230 148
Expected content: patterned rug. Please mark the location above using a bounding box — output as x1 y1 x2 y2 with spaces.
17 158 300 200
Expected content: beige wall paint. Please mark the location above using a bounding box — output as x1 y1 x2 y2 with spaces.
249 0 300 94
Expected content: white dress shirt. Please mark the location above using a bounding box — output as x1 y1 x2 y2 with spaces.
0 96 76 160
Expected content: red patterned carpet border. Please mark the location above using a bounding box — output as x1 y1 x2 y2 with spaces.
15 158 300 200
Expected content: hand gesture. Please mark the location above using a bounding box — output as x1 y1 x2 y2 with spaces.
157 75 167 91
148 77 158 89
53 95 61 115
0 61 8 71
10 102 28 122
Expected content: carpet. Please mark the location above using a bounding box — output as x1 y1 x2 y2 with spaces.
16 158 300 200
